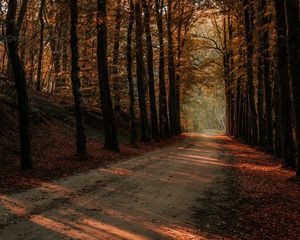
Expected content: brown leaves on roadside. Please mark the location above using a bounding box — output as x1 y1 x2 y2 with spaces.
225 139 300 240
0 119 179 194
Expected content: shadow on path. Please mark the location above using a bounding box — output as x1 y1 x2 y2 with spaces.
0 133 244 240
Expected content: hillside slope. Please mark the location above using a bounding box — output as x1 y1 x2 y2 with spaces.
0 91 175 193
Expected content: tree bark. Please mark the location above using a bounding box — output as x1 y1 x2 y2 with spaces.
223 16 230 135
227 15 235 136
97 0 120 151
167 0 176 137
142 0 159 140
36 0 45 91
285 0 300 175
6 0 32 170
234 59 242 138
127 0 137 145
70 0 87 156
16 0 29 37
256 1 265 147
155 0 170 138
243 0 258 145
48 24 62 93
135 0 150 142
112 0 122 112
175 17 182 136
274 0 295 167
261 0 273 152
272 65 282 158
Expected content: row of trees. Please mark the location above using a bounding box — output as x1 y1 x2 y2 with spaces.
2 0 199 170
221 0 300 175
181 15 226 133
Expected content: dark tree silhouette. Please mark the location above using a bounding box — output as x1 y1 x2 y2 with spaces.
112 0 122 112
135 0 150 142
36 0 45 92
285 0 300 175
142 0 159 140
167 0 176 137
155 0 170 138
97 0 120 151
70 0 87 156
6 0 32 170
127 0 137 146
242 0 258 145
274 0 294 167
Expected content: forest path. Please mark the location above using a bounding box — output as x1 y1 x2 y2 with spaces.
0 134 236 240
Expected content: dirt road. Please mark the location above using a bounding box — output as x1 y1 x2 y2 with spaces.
0 134 236 240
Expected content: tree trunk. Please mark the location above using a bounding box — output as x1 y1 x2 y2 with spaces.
167 0 176 136
234 22 244 139
272 67 282 158
97 0 120 151
16 0 29 37
227 15 235 136
243 0 258 145
175 19 182 136
1 2 7 72
142 0 159 140
81 3 94 98
243 89 250 142
36 0 45 91
135 0 150 142
261 0 273 152
274 0 295 167
127 0 137 145
256 1 265 147
112 0 122 112
234 75 242 138
285 0 300 175
257 56 264 146
48 22 63 93
223 16 230 135
61 23 69 87
70 0 87 156
6 0 32 170
155 0 170 138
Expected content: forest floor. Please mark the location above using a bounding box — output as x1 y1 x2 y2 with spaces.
0 133 299 239
0 92 178 193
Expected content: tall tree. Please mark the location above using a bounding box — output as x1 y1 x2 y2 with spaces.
227 15 235 136
127 0 137 145
174 0 195 135
223 16 230 135
274 0 294 167
261 0 273 152
142 0 159 140
167 0 176 136
285 0 300 175
6 0 32 170
36 0 45 91
70 0 87 156
97 0 120 151
242 0 258 145
112 0 122 112
256 0 265 147
135 0 150 142
155 0 170 138
16 0 29 37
